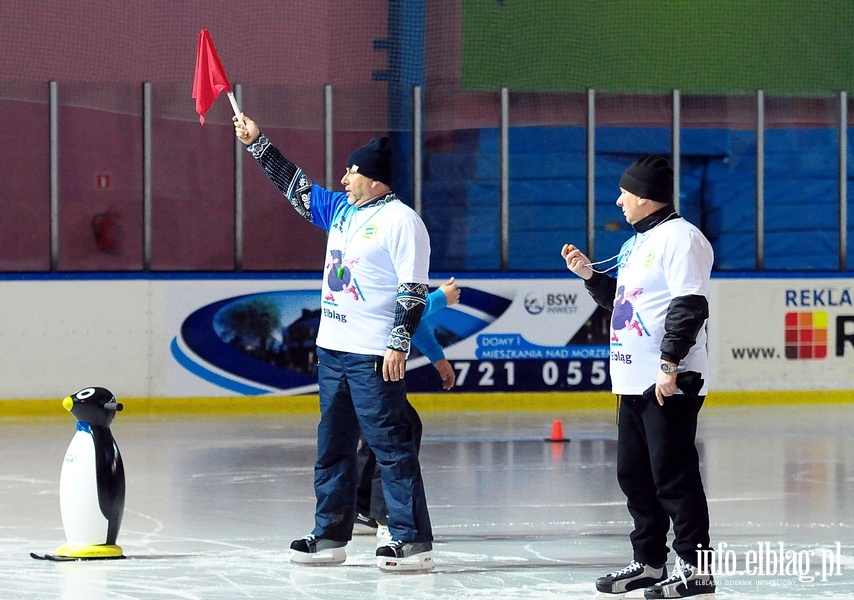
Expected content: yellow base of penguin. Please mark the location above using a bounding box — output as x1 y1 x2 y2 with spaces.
54 543 125 560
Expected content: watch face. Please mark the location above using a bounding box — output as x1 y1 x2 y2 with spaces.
661 363 676 373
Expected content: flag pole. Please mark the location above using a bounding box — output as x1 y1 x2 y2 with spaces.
227 91 245 125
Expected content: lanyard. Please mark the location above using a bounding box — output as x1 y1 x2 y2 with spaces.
336 197 395 278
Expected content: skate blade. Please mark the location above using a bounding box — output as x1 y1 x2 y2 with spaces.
290 547 346 565
377 552 435 574
644 592 715 600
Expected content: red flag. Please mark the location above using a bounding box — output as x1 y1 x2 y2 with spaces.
192 29 232 124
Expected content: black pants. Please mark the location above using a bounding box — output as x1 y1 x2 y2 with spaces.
617 394 711 566
356 401 423 523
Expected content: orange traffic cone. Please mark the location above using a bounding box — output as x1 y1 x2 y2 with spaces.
545 419 570 443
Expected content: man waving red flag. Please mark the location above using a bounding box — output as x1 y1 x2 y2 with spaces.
192 29 236 124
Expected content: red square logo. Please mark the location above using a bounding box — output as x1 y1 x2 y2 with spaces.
784 311 828 361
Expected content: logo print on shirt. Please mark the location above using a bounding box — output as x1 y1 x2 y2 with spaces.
643 248 656 268
611 285 649 342
324 249 361 304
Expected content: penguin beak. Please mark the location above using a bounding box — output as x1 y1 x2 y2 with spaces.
62 396 73 412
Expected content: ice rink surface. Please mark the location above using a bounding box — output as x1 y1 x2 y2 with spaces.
2 403 853 599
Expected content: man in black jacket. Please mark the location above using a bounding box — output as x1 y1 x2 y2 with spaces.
562 155 715 599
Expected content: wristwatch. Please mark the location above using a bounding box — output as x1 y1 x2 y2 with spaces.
660 362 679 374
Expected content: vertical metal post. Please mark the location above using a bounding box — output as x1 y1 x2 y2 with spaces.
756 90 765 270
500 87 509 271
325 85 334 189
586 89 596 260
839 91 848 270
412 85 423 215
142 82 152 271
49 81 59 271
234 83 244 271
672 89 681 213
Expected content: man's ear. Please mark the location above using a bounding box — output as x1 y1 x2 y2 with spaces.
370 179 389 192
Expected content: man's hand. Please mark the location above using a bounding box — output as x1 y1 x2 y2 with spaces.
233 113 260 145
561 244 594 280
382 348 407 382
655 369 678 406
433 358 456 390
439 277 461 306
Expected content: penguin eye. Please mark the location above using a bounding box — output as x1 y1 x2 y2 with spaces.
76 388 96 400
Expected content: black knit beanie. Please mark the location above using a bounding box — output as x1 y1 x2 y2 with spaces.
619 154 673 204
346 137 393 184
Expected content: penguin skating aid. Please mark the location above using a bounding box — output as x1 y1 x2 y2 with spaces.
31 387 126 561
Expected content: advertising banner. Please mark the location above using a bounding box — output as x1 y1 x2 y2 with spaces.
169 277 611 396
2 275 851 401
710 278 854 391
169 275 854 396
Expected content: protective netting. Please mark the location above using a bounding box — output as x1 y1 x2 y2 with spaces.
0 1 851 271
460 1 854 96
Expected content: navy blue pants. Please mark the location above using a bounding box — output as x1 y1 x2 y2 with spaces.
356 402 423 523
617 394 711 566
312 347 432 543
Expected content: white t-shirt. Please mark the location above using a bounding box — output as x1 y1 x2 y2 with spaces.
609 218 713 395
309 186 430 356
